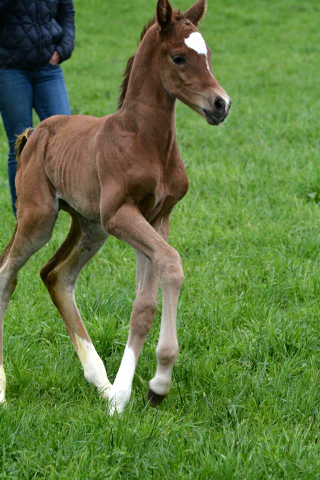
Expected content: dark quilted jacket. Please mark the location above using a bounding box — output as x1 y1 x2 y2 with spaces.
0 0 75 69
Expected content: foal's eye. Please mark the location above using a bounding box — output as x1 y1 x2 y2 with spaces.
171 55 186 66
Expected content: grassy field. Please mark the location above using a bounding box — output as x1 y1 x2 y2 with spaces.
1 0 320 478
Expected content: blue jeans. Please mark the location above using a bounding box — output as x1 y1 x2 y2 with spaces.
0 64 71 215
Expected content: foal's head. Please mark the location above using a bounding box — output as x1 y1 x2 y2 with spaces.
156 0 231 125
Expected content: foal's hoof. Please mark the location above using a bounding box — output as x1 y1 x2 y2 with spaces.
147 388 166 407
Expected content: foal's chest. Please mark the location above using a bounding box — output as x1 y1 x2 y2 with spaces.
138 160 189 222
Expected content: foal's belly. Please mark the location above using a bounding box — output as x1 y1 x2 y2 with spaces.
57 190 101 220
46 162 101 219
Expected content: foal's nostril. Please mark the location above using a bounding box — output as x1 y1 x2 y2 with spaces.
214 96 226 113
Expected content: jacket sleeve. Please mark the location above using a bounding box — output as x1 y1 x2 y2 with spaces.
55 0 75 62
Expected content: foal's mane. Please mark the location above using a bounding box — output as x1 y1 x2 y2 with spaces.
118 17 156 110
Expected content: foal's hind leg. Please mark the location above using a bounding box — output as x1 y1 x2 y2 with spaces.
0 208 57 404
0 229 17 405
40 213 111 398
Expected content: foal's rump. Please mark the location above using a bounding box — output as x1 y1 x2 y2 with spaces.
17 114 107 219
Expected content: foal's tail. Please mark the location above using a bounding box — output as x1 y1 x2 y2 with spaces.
15 127 34 160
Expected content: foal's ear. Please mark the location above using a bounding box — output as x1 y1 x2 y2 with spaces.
157 0 173 31
184 0 207 26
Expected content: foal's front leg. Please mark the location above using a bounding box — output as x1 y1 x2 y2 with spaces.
108 251 158 413
104 205 184 413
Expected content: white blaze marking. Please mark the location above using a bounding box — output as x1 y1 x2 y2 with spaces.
184 31 207 55
108 344 136 414
184 31 211 73
75 334 111 397
0 365 6 404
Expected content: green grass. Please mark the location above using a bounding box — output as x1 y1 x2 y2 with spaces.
1 0 320 478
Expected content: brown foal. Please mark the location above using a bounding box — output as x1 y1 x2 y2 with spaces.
0 0 230 412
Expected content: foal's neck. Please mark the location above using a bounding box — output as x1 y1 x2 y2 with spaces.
118 28 177 160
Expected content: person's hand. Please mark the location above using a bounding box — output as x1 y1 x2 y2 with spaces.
49 50 61 65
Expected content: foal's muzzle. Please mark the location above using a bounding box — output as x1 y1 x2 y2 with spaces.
203 96 231 125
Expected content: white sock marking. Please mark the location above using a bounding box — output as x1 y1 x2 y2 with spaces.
149 374 172 396
75 334 111 397
184 31 211 73
0 365 6 404
108 344 136 414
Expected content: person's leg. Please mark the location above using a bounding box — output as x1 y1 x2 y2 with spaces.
0 69 33 215
33 65 71 120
